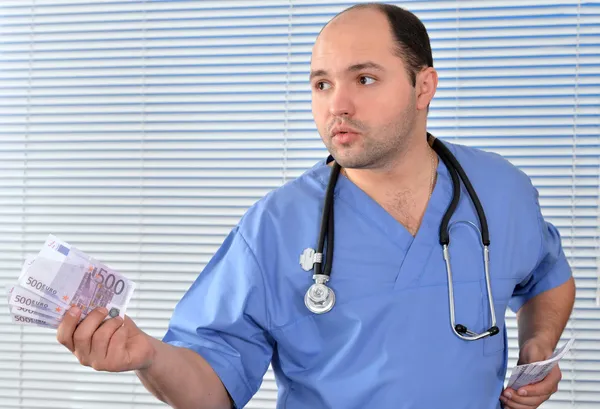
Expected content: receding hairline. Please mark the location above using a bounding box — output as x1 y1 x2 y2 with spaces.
316 3 389 40
311 4 397 69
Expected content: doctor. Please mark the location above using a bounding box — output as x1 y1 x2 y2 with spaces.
57 3 576 409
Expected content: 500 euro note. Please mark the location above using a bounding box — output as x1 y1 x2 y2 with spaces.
8 285 65 318
6 284 64 328
18 235 135 319
11 312 61 329
6 256 64 328
10 306 62 327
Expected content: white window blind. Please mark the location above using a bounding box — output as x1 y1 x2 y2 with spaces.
0 1 598 408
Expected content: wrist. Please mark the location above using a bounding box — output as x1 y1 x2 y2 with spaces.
519 336 555 364
139 333 161 372
521 334 555 351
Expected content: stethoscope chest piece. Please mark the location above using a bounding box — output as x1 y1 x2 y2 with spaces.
304 275 335 314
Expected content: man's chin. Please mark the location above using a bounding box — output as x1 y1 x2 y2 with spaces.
329 154 372 170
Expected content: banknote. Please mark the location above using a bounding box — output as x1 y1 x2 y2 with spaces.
13 234 136 322
10 311 60 329
10 305 63 322
7 284 66 318
19 255 134 319
507 338 574 390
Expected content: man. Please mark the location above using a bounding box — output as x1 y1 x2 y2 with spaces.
56 3 576 409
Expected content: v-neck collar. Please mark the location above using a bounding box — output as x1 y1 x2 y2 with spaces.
314 150 453 289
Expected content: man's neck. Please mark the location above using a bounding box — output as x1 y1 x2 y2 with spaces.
340 136 437 236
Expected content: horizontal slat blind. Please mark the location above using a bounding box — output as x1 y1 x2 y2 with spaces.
0 1 293 408
0 1 598 408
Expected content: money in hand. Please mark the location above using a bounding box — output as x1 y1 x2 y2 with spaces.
7 234 136 329
507 338 575 390
8 284 67 317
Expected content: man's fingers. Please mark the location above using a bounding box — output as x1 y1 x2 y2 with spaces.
56 307 82 352
72 307 110 360
106 322 128 358
501 393 551 408
105 316 136 360
501 367 560 409
91 316 124 361
501 365 561 409
502 395 550 409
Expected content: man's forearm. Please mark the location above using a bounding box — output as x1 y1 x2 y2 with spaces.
135 335 232 409
516 276 576 350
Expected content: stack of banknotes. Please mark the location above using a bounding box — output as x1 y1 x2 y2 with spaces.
6 234 136 329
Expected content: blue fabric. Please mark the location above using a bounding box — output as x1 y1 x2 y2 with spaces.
162 140 572 409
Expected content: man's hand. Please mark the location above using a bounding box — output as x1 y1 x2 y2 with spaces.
500 339 562 409
57 306 155 372
57 306 232 409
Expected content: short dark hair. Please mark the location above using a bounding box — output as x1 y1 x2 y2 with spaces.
326 2 433 87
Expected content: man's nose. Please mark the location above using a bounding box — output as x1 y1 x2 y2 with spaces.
329 86 355 117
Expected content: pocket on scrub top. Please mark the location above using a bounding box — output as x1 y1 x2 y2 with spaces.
480 275 514 356
483 310 507 355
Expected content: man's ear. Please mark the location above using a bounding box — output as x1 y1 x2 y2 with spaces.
415 67 438 111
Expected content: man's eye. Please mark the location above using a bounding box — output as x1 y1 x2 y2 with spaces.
359 76 376 85
316 82 331 91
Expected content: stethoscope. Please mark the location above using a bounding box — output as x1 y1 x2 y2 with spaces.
299 133 499 341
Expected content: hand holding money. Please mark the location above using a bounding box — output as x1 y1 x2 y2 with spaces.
500 338 573 407
8 235 232 408
7 234 136 329
56 305 156 372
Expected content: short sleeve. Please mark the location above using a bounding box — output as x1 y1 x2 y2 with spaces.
162 226 274 408
508 187 573 313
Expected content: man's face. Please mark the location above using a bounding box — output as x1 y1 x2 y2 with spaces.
310 8 419 169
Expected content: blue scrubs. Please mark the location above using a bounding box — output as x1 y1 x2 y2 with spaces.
162 140 572 409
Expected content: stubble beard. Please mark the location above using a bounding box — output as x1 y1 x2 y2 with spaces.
325 98 417 171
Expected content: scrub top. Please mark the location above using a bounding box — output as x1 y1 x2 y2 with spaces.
162 140 572 409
